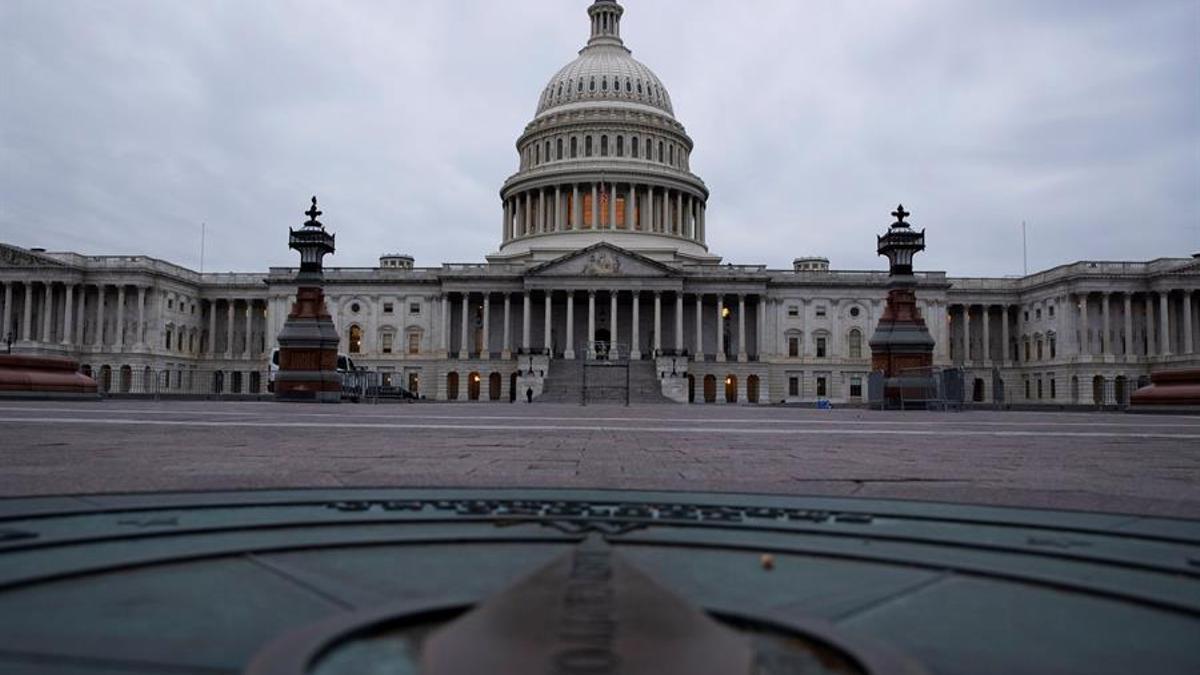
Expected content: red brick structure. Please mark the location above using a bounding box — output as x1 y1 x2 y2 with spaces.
0 354 98 398
1131 369 1200 407
274 197 342 403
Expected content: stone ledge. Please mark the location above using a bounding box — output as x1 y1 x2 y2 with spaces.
0 354 98 399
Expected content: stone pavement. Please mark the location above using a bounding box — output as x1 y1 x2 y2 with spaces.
1 400 1198 518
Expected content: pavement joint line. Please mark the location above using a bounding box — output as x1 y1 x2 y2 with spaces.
0 406 1198 430
3 417 1200 440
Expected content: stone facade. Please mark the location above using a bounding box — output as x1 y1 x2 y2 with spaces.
2 0 1198 404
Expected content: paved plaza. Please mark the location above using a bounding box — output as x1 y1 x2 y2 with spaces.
1 400 1198 518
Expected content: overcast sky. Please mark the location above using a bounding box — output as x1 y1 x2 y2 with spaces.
1 0 1196 276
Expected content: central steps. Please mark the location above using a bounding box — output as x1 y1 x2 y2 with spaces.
538 358 674 404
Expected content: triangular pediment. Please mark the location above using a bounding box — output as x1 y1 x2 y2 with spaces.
525 243 678 278
0 243 70 269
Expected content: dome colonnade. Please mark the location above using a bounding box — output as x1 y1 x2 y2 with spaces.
496 0 710 262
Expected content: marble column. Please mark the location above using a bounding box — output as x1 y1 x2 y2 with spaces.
1079 296 1089 356
980 305 990 365
555 187 563 232
737 294 747 362
631 292 641 359
1184 290 1194 355
136 287 147 348
675 293 684 353
608 183 617 230
1146 294 1156 356
244 300 254 358
208 301 218 355
565 292 575 359
572 184 581 230
460 293 471 359
94 285 105 348
609 290 618 351
626 184 635 230
482 294 491 360
62 284 75 346
42 283 54 343
1 282 11 341
502 293 512 359
544 291 553 354
653 292 662 355
502 199 511 241
694 294 703 360
1000 305 1009 366
587 291 596 358
440 295 450 356
522 292 532 353
1101 292 1111 356
1160 291 1171 356
716 296 725 362
591 183 599 229
21 283 33 342
961 305 971 363
225 300 235 357
114 286 126 348
523 192 531 235
1123 293 1133 357
676 192 683 235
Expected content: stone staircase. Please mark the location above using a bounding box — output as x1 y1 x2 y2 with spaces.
537 358 675 404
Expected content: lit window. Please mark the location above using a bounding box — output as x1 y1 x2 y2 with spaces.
408 333 420 355
349 325 362 354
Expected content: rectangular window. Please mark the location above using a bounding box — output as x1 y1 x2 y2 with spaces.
1049 306 1055 318
632 137 639 158
167 298 174 310
383 303 394 314
816 377 827 397
788 337 799 358
850 377 863 398
1050 377 1057 399
585 136 593 157
815 305 827 318
787 305 799 317
1025 380 1031 399
1037 378 1044 399
382 333 393 354
408 333 420 355
1050 338 1056 359
409 303 421 314
788 377 799 397
816 337 827 358
571 137 578 158
1036 308 1042 320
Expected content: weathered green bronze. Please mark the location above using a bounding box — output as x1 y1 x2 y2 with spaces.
0 488 1197 674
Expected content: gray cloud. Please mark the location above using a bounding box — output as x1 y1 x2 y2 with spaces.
1 0 1196 275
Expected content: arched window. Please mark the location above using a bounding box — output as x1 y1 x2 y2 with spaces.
577 78 583 92
585 136 593 157
658 141 664 163
669 144 675 165
557 83 563 97
632 137 639 158
570 136 578 158
589 77 595 92
626 79 632 93
600 135 608 157
544 141 550 162
637 80 643 94
601 76 607 91
556 138 563 160
349 325 363 354
535 144 540 164
616 136 624 157
848 329 863 359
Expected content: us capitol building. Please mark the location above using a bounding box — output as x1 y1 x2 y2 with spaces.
2 0 1197 405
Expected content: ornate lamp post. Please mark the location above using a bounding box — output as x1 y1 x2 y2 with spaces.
274 197 342 402
869 205 936 407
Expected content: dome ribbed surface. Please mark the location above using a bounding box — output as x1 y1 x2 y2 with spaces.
536 45 674 117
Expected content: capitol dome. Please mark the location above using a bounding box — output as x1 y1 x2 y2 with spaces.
491 0 715 265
